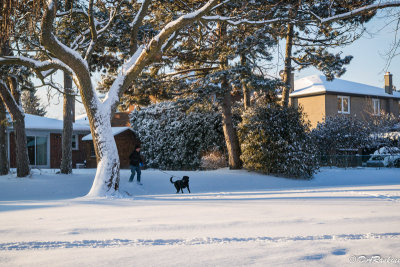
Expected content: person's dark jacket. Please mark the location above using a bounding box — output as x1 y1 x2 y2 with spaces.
129 150 143 167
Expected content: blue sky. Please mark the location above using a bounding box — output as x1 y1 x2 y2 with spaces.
39 11 400 119
294 12 400 89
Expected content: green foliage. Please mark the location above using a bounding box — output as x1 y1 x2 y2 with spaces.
130 101 225 170
21 90 46 116
238 98 319 179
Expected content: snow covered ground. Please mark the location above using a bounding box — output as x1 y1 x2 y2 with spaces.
0 167 400 266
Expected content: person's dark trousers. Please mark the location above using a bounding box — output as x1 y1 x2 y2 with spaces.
129 165 141 182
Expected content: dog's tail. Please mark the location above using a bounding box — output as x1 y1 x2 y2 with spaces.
170 177 174 184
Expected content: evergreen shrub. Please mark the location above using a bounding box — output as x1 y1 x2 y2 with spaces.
238 100 318 179
130 101 225 170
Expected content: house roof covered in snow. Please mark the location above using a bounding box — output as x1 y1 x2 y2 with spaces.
7 113 91 132
290 75 400 99
81 127 134 141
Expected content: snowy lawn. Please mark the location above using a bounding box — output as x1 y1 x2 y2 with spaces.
0 167 400 266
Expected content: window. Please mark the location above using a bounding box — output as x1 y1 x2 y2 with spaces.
27 136 48 166
372 98 380 116
337 96 350 114
90 143 96 157
72 135 78 150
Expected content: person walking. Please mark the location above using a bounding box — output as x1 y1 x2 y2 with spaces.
129 145 144 185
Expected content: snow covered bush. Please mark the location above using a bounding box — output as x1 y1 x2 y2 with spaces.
311 115 400 156
238 100 319 179
311 116 370 155
130 102 225 170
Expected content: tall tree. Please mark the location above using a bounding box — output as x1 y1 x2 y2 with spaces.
274 0 378 106
1 0 222 195
0 0 43 177
60 72 74 174
0 101 9 175
21 89 47 116
0 42 30 177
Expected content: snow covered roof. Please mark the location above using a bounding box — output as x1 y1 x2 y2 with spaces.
82 127 134 141
290 75 400 99
75 114 90 125
9 114 91 132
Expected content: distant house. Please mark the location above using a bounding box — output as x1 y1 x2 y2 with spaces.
290 73 400 128
6 114 91 169
82 126 140 169
6 111 139 169
77 112 140 169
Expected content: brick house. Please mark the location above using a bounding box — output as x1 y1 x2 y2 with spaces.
7 114 90 168
290 73 400 128
6 111 139 169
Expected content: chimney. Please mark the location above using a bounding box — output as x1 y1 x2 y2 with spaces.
384 72 393 95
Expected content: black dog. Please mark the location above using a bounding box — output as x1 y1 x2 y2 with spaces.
170 176 191 193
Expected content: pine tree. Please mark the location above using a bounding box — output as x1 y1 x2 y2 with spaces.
270 0 376 106
21 90 46 116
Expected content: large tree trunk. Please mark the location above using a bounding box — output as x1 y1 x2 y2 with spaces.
217 20 241 169
60 72 73 174
86 114 120 196
221 77 241 169
0 80 30 177
281 21 294 107
8 77 30 177
0 100 9 175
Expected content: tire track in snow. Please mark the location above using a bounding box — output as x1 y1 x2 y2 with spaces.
1 232 400 251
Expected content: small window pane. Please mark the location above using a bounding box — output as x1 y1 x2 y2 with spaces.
36 136 47 165
373 99 380 115
90 143 96 157
72 135 77 149
337 97 342 112
343 97 349 113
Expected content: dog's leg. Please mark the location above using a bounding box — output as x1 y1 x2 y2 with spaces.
187 186 190 193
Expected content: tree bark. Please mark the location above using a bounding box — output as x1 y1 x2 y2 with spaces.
240 53 250 110
281 21 294 107
0 79 30 177
60 72 73 174
8 77 30 177
217 19 241 169
221 82 242 169
87 119 120 195
0 100 9 175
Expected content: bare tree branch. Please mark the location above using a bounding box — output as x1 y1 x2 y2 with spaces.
41 0 98 111
319 1 400 23
104 0 222 111
0 56 74 79
130 0 152 55
84 0 98 62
